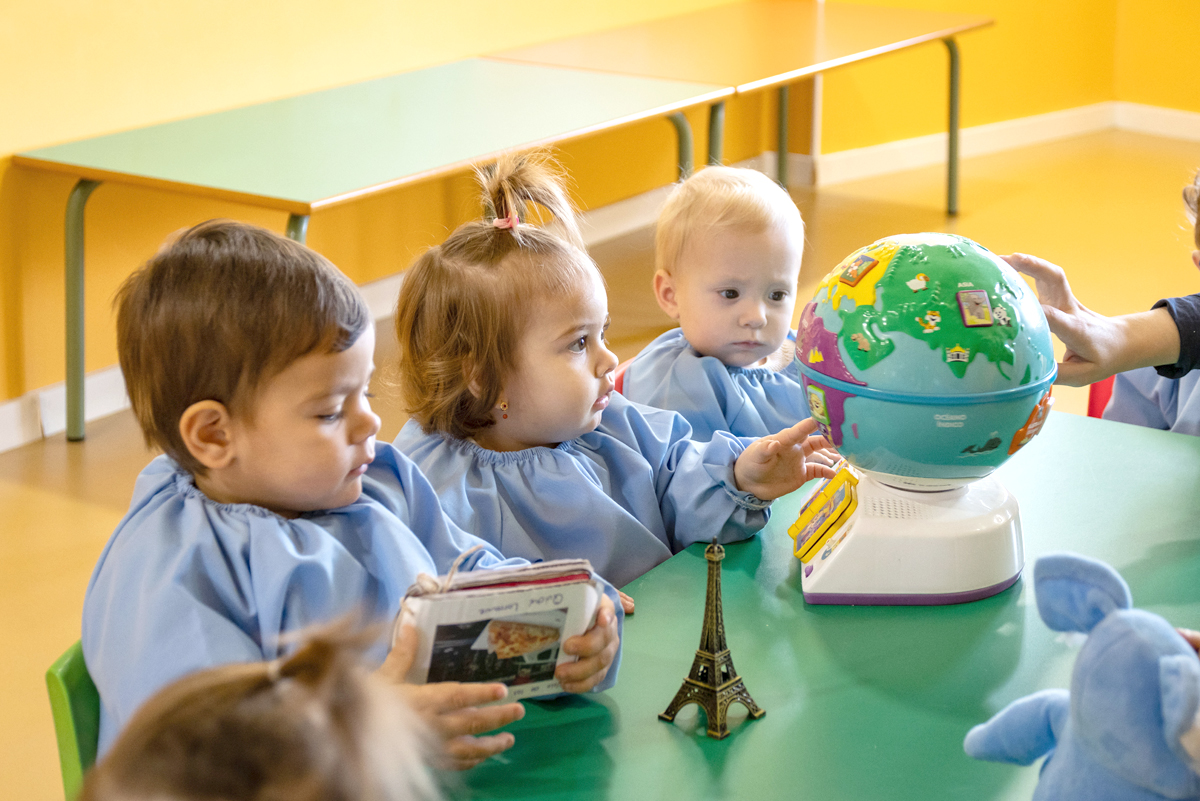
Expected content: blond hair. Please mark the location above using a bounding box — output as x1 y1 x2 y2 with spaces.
394 151 597 439
115 220 370 475
80 625 439 801
655 166 804 276
1184 169 1200 249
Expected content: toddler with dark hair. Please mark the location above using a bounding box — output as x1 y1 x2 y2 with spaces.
84 221 619 767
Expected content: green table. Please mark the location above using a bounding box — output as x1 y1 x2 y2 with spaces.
460 412 1200 800
15 58 730 441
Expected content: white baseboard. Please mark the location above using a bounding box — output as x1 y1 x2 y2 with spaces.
5 100 1199 453
812 102 1118 186
0 394 42 453
33 364 131 439
1114 101 1200 142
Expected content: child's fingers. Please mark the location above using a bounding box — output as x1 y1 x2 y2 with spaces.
562 596 617 660
404 680 511 717
772 418 820 447
377 623 418 683
442 732 517 770
556 634 618 692
436 701 525 740
617 590 636 614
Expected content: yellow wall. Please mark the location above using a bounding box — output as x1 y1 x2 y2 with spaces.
0 0 745 400
1114 0 1200 112
4 0 1197 403
815 0 1117 153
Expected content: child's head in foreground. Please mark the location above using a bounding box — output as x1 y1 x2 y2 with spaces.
395 151 619 452
116 220 379 517
653 166 805 368
80 626 439 801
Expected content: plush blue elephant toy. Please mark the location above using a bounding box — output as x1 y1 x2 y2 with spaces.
964 552 1200 800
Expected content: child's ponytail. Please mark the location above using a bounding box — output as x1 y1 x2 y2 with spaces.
478 151 584 251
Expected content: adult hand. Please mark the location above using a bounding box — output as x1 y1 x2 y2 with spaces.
380 624 525 770
1004 253 1180 386
734 418 837 501
556 593 620 693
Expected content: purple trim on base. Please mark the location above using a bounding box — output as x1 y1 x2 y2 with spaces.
803 570 1021 606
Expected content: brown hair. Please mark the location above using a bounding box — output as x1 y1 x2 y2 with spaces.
656 166 804 276
116 220 370 475
394 151 597 439
1184 169 1200 249
79 625 439 801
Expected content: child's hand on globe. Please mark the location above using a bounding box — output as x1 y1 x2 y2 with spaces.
733 419 837 501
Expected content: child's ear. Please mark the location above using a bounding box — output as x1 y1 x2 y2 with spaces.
653 270 681 321
179 400 237 470
1192 250 1199 270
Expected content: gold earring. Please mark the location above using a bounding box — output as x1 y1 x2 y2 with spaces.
499 400 508 419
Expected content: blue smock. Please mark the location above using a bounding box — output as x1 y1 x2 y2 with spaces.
83 444 620 755
1104 367 1200 436
394 392 770 588
622 328 808 441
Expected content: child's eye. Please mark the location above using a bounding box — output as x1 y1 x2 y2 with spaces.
769 290 788 302
568 336 588 353
720 289 739 300
317 412 343 422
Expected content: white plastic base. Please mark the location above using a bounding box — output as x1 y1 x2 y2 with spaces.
799 474 1024 605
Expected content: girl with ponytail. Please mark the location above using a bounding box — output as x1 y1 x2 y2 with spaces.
393 152 834 597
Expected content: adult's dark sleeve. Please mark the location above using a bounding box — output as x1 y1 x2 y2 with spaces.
1153 294 1200 378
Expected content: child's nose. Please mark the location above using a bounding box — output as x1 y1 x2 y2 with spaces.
597 342 619 378
352 399 382 443
741 302 767 328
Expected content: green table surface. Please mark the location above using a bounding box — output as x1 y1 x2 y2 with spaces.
458 412 1200 800
15 59 729 214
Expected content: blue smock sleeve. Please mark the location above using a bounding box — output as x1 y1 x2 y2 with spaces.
593 394 770 553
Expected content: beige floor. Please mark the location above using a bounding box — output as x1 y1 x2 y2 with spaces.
6 129 1199 800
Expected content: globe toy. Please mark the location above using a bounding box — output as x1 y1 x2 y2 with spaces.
788 233 1054 605
796 232 1055 489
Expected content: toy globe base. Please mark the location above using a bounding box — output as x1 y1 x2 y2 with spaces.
799 473 1024 605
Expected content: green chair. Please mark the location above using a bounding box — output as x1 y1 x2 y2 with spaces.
46 641 100 800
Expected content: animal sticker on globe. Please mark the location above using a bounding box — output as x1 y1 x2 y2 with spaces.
806 385 830 425
957 290 994 327
839 254 878 287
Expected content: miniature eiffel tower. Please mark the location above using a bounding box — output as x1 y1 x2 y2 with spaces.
659 539 764 739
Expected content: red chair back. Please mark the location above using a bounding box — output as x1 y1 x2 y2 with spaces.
613 359 633 394
1087 375 1115 418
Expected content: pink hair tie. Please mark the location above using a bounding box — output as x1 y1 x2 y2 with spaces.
493 211 520 230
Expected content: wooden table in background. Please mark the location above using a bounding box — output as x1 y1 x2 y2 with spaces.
15 59 729 440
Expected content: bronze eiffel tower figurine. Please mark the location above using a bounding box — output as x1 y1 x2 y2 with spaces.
659 539 764 739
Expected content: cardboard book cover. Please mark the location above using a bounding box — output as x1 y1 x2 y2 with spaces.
397 559 602 700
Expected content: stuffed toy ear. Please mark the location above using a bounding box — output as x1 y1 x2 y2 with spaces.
1033 553 1132 633
1162 654 1200 771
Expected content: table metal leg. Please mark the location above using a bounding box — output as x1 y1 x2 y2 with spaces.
944 37 960 216
777 85 790 186
65 179 101 442
667 112 694 179
286 214 310 243
707 102 726 166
